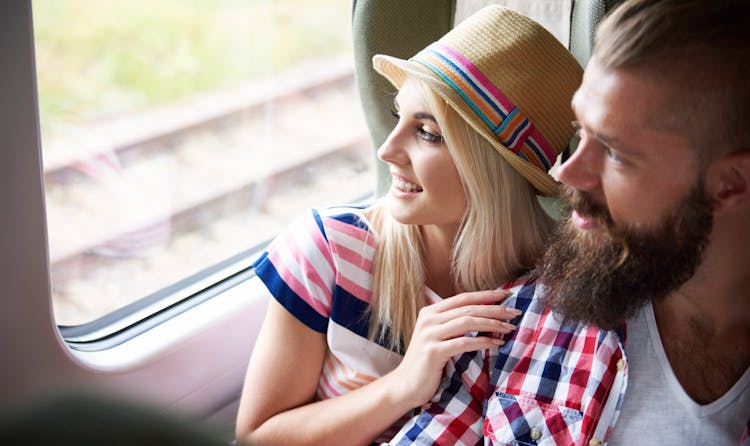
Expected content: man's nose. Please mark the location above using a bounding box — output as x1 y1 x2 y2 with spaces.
557 138 602 192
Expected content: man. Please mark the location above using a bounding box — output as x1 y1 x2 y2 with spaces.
387 0 750 444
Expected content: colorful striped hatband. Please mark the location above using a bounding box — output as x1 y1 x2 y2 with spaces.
411 42 557 172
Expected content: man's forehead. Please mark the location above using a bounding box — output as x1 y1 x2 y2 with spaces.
574 59 697 162
576 59 691 139
571 62 633 139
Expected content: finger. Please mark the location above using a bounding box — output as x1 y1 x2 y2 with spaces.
433 315 517 340
436 334 506 358
430 289 510 312
433 303 522 325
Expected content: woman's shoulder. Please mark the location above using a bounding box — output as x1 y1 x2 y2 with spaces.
261 203 376 258
312 202 375 235
315 202 371 219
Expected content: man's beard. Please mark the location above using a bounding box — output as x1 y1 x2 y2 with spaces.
538 183 713 329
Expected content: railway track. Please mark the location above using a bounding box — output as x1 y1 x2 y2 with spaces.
44 58 375 325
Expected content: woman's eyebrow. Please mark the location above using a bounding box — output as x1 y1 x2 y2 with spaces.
413 112 436 122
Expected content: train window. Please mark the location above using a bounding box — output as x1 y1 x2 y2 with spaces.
32 0 373 328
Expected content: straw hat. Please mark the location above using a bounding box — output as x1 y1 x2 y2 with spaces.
373 5 582 196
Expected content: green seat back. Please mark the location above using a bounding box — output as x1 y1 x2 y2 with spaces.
351 0 455 195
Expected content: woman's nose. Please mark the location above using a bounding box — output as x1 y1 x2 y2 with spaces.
377 125 409 165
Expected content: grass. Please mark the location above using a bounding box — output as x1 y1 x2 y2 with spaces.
32 0 352 133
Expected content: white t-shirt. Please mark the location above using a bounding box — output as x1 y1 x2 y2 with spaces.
608 304 750 445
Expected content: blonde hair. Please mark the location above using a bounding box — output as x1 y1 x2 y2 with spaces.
363 80 553 351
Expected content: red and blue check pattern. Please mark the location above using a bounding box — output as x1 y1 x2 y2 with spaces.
385 277 629 446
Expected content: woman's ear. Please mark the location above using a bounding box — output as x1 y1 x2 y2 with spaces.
706 150 750 213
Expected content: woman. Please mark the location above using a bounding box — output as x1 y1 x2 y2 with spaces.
235 5 582 445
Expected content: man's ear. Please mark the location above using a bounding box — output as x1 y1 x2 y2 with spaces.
706 150 750 212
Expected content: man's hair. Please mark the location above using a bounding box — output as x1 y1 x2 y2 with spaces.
593 0 750 152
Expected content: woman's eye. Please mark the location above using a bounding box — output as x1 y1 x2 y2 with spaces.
418 125 443 144
390 108 399 120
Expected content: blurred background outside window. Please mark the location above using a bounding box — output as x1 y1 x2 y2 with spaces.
33 0 373 326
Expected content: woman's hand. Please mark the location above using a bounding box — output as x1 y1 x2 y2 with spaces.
387 289 521 408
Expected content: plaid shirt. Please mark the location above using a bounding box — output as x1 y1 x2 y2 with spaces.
386 277 629 446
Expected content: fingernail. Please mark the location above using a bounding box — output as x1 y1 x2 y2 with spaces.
492 338 506 345
502 322 517 330
506 307 522 316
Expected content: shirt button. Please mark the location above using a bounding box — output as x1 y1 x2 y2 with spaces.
589 438 602 446
529 427 542 440
617 358 625 371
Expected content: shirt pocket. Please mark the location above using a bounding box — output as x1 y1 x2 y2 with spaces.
483 392 584 446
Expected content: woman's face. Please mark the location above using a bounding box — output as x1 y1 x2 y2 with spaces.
377 80 467 230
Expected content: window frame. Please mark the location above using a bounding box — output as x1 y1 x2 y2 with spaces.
0 2 362 426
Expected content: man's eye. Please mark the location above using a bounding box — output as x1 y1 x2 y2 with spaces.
571 120 588 146
571 120 582 137
606 147 624 163
418 126 443 144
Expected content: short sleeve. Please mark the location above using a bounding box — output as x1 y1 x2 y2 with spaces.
253 208 336 333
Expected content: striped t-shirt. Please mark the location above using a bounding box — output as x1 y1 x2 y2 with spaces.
253 205 441 440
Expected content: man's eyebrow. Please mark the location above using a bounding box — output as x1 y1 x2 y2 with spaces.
590 128 623 150
414 112 437 122
571 99 625 151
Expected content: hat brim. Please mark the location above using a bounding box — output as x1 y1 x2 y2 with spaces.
373 54 560 197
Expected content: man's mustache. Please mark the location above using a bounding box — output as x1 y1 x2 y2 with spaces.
560 185 615 231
